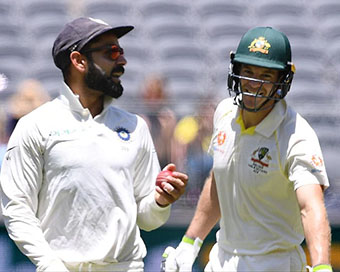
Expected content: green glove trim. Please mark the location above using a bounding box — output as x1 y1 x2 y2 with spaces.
313 264 333 272
182 235 203 247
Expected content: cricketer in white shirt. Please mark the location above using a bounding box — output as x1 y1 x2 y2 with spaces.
206 97 329 270
0 84 171 271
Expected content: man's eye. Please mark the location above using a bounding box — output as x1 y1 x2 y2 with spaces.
263 75 274 81
242 70 252 76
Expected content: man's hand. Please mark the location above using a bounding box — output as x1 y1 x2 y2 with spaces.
155 163 188 207
161 236 203 272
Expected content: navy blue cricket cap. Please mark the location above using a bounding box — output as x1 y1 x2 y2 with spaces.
52 17 134 70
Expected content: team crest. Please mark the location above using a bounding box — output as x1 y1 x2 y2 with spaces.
248 37 271 54
248 147 272 174
115 127 130 141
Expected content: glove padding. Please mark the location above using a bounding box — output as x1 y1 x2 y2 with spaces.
306 264 333 272
37 259 69 272
161 236 203 272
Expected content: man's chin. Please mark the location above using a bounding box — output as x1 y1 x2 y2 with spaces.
111 77 121 85
242 102 260 110
105 84 124 99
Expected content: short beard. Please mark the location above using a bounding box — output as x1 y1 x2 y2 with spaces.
84 60 124 98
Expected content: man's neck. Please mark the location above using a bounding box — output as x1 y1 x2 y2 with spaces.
70 82 105 117
241 106 273 129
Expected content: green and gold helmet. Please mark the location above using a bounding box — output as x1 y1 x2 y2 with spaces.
228 26 295 112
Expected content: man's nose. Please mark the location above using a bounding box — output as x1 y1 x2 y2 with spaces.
116 55 127 66
247 79 262 90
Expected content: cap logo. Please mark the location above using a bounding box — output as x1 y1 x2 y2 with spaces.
248 37 271 54
89 17 109 26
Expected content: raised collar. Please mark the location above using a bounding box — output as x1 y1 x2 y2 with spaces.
59 83 114 117
255 100 287 138
236 100 287 138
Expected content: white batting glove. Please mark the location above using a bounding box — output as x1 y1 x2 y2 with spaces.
37 259 69 271
161 236 203 272
306 264 333 272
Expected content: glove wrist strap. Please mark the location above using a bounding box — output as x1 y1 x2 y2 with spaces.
182 235 203 248
307 264 333 272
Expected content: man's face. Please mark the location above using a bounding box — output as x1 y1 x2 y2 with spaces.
239 64 280 110
83 33 127 98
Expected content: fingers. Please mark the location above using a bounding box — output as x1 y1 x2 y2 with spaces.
162 163 176 172
171 171 188 186
156 170 188 205
156 163 188 206
162 246 178 272
164 172 188 195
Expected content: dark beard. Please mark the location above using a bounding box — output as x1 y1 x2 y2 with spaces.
84 61 124 98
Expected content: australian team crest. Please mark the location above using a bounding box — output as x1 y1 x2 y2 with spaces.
248 147 272 174
248 36 271 54
115 127 130 141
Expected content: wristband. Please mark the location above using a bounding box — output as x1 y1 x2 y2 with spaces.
313 264 333 272
182 235 203 247
307 264 333 272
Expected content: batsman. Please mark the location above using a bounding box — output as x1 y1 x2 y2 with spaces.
162 26 332 272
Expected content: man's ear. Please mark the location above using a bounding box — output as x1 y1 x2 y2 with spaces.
70 51 87 73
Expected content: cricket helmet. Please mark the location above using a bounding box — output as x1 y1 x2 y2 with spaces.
227 26 295 112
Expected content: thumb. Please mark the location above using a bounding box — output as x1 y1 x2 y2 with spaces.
162 163 176 172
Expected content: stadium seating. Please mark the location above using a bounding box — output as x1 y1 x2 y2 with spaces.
194 0 249 25
84 0 132 26
254 0 306 20
311 0 340 24
138 0 190 20
31 63 63 98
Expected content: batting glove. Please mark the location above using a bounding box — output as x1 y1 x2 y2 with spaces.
161 235 203 272
306 264 333 272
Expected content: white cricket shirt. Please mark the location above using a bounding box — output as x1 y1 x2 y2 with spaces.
208 98 329 255
0 84 170 270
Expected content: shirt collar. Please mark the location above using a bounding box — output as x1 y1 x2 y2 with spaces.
255 99 287 138
235 100 287 138
59 83 114 116
236 114 256 135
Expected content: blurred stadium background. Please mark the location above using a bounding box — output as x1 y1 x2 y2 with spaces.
0 0 339 271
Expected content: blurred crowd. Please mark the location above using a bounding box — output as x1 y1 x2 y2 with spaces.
0 78 51 166
137 74 216 207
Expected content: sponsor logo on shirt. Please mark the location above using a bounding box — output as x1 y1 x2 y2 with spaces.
217 131 227 145
311 155 323 173
115 127 130 141
248 147 272 174
49 128 78 137
213 131 227 154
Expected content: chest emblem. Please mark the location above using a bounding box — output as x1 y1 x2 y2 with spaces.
115 127 130 141
248 147 272 174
